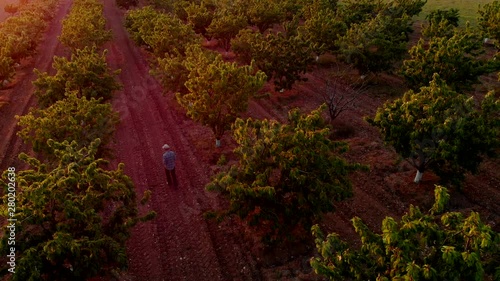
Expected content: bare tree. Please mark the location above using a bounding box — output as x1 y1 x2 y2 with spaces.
320 66 368 122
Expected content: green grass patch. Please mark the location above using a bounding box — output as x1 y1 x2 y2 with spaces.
337 0 493 26
418 0 492 25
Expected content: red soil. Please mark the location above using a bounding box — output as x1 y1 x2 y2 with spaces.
0 1 499 280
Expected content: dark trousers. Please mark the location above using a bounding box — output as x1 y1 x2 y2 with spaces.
165 168 178 186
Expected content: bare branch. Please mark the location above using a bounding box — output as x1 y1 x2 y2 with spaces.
320 64 369 122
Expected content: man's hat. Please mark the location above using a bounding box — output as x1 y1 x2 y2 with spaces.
162 144 170 150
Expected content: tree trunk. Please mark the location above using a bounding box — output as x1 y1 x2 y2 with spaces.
213 124 223 148
414 170 423 183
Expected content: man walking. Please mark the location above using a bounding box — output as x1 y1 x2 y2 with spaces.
162 144 178 187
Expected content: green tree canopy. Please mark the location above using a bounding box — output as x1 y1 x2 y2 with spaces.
125 6 200 58
33 46 121 107
0 0 59 85
0 53 14 83
0 9 47 61
336 0 382 27
207 10 247 51
422 9 460 38
153 52 191 95
337 13 410 75
0 139 155 280
232 23 316 91
126 7 202 95
17 93 119 156
367 75 500 184
279 0 308 20
185 1 215 38
381 0 427 37
124 6 158 46
311 185 500 281
259 29 316 91
59 0 112 51
244 0 285 33
478 0 500 48
172 0 189 20
300 1 346 54
231 28 263 65
336 0 426 28
176 46 266 147
334 0 424 74
401 24 498 91
301 0 339 20
207 105 365 243
426 8 460 27
382 0 427 19
142 11 199 57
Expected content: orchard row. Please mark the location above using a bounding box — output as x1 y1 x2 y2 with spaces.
0 0 60 84
1 0 153 280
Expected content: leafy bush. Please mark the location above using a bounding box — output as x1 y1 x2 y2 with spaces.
367 75 500 185
244 0 285 32
185 1 215 37
311 185 500 281
17 93 119 155
124 6 158 46
0 139 155 280
207 105 366 243
59 0 112 51
0 52 15 83
33 46 121 107
300 4 346 54
231 25 316 91
125 7 200 57
207 10 247 51
177 46 266 146
478 0 500 47
426 8 460 27
401 24 498 91
0 0 59 86
337 13 409 74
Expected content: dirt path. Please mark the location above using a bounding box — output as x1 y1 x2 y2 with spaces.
102 2 259 280
0 0 72 171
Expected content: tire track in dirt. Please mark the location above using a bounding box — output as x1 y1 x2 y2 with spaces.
462 161 500 223
346 178 400 229
0 0 72 171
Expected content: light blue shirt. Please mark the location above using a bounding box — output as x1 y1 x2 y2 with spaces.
163 151 176 170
